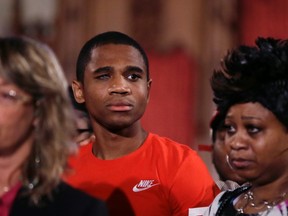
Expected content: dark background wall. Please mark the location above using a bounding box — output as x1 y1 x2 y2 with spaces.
0 0 287 177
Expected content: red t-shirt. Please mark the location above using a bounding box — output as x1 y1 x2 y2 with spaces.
65 133 219 216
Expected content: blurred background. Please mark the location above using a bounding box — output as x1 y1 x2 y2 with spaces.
0 0 287 176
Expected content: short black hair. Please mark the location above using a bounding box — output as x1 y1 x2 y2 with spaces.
211 37 288 128
76 31 149 83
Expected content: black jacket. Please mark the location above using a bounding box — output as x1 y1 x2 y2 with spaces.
10 181 108 216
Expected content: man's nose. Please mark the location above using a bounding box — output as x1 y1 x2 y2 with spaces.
108 77 131 95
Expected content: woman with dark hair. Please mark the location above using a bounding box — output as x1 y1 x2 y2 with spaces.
205 37 288 216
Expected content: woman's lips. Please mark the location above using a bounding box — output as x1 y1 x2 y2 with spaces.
230 158 253 169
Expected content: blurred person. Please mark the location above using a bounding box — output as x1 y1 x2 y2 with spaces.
205 37 288 215
68 86 93 145
65 31 220 216
0 36 108 216
210 111 246 191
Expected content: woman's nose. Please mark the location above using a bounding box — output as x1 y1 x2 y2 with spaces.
226 133 249 151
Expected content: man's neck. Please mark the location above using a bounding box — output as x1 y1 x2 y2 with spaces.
91 125 148 160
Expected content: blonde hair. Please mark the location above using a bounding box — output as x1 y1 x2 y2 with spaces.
0 36 77 203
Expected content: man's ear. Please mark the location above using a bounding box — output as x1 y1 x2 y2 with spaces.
147 79 152 102
72 80 85 103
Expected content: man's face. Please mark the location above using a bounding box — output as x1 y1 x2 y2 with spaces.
73 44 151 131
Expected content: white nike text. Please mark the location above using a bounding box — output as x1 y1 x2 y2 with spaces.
132 180 160 192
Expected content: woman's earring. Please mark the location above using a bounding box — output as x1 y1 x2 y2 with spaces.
226 154 234 170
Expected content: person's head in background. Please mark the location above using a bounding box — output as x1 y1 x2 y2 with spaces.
0 36 77 203
210 110 246 188
68 86 93 145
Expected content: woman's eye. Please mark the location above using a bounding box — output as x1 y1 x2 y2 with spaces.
0 90 20 105
224 124 236 134
1 92 16 100
247 125 260 134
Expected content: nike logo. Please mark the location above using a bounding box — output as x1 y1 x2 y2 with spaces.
132 180 160 192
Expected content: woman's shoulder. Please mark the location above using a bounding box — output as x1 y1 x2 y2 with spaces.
204 185 251 216
55 181 108 215
11 181 108 216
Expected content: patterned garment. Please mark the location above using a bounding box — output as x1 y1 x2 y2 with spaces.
204 185 288 216
216 180 241 191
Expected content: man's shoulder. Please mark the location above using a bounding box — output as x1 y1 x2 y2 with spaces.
75 142 92 157
67 142 92 167
149 133 195 149
147 133 198 158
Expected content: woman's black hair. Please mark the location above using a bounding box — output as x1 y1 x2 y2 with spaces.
211 37 288 128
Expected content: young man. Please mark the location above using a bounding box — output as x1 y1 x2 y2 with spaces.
66 31 219 216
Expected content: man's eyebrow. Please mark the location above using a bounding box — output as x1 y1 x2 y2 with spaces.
93 66 112 74
125 66 144 73
92 65 145 75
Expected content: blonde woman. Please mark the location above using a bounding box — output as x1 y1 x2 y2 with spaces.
0 36 107 216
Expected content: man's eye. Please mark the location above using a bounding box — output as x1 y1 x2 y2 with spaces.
127 74 141 81
96 74 110 80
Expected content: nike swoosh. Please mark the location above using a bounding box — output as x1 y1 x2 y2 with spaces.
132 183 160 192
